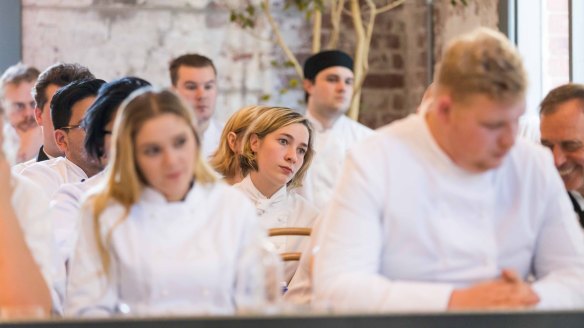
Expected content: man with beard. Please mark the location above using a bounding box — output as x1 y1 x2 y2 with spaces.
540 83 584 228
0 63 43 163
20 79 105 200
169 53 223 158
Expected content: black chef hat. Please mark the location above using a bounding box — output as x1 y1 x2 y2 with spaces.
303 50 353 80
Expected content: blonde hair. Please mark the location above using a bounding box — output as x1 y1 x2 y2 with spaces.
90 88 216 271
239 107 314 190
209 105 271 180
435 27 527 103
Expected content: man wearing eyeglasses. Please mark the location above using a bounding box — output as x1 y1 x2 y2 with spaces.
19 79 105 200
0 63 43 163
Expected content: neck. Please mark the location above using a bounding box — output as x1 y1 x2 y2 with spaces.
68 156 101 178
249 171 281 199
425 111 455 162
307 107 341 130
199 119 210 134
225 171 244 186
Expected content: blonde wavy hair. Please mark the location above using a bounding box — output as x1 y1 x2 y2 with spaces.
90 88 216 271
239 107 314 190
435 27 527 103
209 105 271 181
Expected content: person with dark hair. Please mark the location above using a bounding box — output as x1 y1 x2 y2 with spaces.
19 63 94 168
540 83 584 228
49 77 151 265
20 79 104 200
299 50 372 210
0 63 42 163
169 53 223 158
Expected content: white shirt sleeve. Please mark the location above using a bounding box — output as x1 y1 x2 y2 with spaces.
531 155 584 309
65 201 119 317
313 147 453 313
12 174 66 315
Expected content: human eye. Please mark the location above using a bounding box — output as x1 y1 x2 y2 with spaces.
297 147 307 156
14 103 26 112
184 83 197 91
326 75 339 83
563 141 583 152
278 138 288 146
142 145 161 157
204 83 215 91
345 78 354 86
173 135 187 148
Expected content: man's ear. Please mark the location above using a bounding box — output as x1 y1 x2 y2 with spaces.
303 79 314 94
34 107 43 126
54 130 69 154
249 133 260 153
434 95 453 124
227 131 238 152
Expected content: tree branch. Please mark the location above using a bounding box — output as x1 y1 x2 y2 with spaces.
312 9 322 53
377 0 406 14
261 0 304 79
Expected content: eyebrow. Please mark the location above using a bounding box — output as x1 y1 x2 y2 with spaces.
184 79 215 85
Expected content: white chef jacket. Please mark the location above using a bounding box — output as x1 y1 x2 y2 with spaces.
18 157 89 200
299 113 372 210
201 119 223 159
50 172 105 265
313 113 584 312
234 175 319 284
11 174 66 314
65 182 261 317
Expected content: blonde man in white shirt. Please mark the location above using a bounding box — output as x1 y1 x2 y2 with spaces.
66 89 261 317
313 28 584 312
234 106 319 285
300 50 373 210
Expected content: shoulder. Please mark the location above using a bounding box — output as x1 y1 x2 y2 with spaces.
340 116 374 139
288 191 320 220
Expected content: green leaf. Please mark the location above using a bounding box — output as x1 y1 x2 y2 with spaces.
283 60 295 68
260 94 271 101
288 78 299 88
246 4 255 16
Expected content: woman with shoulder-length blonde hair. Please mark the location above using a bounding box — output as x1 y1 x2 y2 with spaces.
234 106 319 285
65 88 261 317
209 105 271 185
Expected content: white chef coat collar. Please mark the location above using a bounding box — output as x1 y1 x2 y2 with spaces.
306 111 346 133
419 114 495 181
140 180 198 204
238 175 287 215
63 157 89 181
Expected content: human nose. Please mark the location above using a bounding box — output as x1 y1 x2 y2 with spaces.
499 125 516 150
163 148 179 166
552 146 567 167
285 147 297 164
195 87 206 100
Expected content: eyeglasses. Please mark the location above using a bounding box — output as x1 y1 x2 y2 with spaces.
59 124 84 131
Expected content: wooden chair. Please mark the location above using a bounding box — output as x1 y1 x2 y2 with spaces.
268 227 311 261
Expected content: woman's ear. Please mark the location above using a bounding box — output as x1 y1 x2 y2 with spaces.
227 131 238 152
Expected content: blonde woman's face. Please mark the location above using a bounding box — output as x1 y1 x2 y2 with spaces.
134 113 197 201
250 123 309 191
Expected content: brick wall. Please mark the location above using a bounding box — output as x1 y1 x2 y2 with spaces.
21 0 499 129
